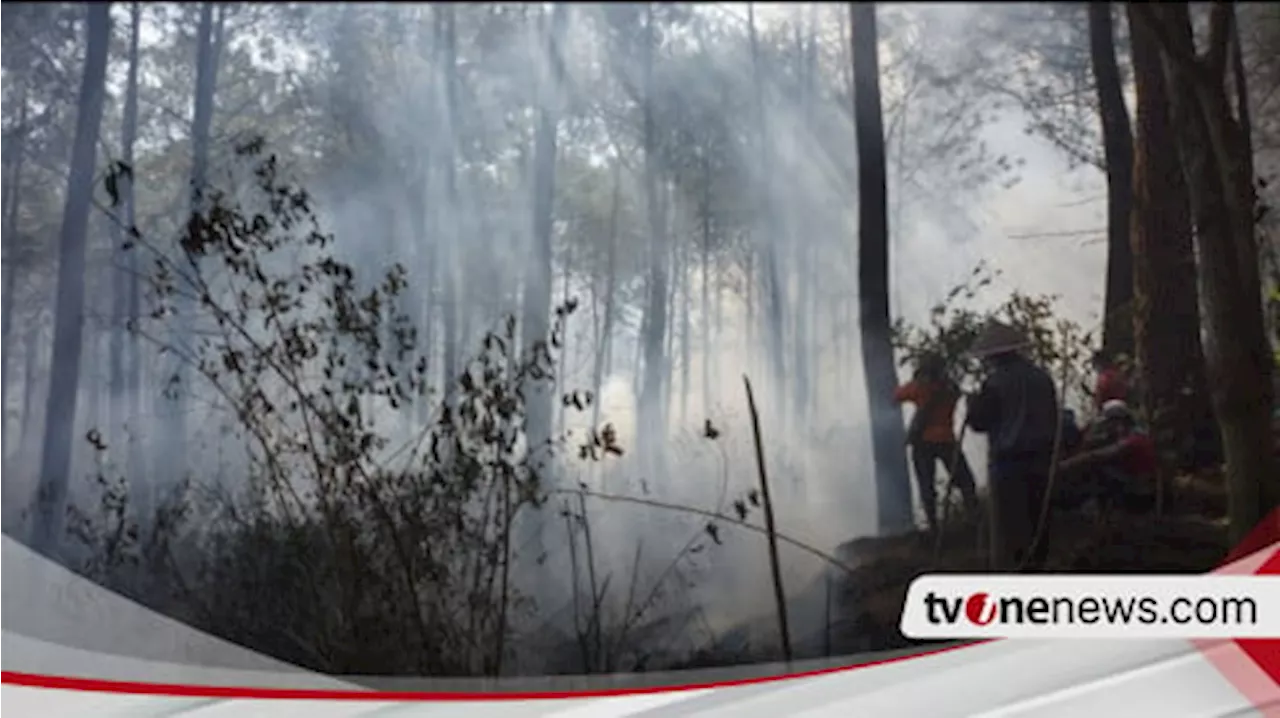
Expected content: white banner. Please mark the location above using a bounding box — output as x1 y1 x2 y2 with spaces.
900 575 1280 639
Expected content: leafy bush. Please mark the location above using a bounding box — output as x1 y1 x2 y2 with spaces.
77 138 605 675
891 261 1098 409
74 137 842 677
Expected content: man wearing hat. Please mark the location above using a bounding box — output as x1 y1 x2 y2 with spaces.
965 320 1060 571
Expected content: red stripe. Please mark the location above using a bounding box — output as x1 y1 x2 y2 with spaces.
5 508 1278 701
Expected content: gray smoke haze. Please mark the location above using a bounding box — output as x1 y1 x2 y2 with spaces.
3 2 1115 668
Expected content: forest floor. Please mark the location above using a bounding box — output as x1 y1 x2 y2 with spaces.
679 470 1232 668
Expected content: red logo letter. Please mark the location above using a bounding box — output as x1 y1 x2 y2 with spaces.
966 592 997 625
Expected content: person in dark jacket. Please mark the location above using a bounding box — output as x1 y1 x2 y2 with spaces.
965 321 1059 571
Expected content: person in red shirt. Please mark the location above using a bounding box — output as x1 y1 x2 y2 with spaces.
1058 400 1157 514
893 353 979 531
1091 351 1130 408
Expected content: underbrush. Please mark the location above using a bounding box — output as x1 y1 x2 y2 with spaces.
45 138 1237 677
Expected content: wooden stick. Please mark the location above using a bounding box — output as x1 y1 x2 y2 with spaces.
744 375 792 664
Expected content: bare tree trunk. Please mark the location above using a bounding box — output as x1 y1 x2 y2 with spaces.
679 233 692 426
522 2 569 462
1141 4 1278 542
558 242 573 435
792 5 819 425
744 248 755 374
1089 3 1136 358
2 83 28 453
440 5 462 403
410 8 438 423
747 3 787 402
32 2 113 555
1 268 15 456
1127 4 1215 476
18 319 44 461
700 155 713 415
851 2 913 535
590 161 621 430
663 194 678 430
120 1 144 486
165 2 221 474
639 3 670 462
81 236 103 437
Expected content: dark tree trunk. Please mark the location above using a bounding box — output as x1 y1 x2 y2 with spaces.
851 3 913 535
1127 5 1215 475
1089 3 1136 359
1142 4 1278 542
32 2 113 555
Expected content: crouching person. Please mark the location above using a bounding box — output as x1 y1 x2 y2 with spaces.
1057 400 1158 515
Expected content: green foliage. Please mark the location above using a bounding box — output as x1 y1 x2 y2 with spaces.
891 262 1098 405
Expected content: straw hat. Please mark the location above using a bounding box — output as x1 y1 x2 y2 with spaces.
967 320 1030 359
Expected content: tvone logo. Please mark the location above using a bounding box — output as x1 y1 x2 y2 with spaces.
965 592 997 626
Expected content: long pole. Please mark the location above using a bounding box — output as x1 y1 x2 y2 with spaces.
745 375 792 664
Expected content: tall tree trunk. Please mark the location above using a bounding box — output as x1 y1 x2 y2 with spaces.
522 2 569 460
792 5 819 425
32 2 113 555
557 242 572 435
2 83 28 453
639 3 670 462
747 3 787 402
1127 4 1215 476
165 2 220 473
744 247 755 370
0 240 14 481
120 0 144 488
1141 4 1278 542
19 320 43 460
680 232 692 426
1089 3 1137 358
590 161 621 431
851 2 913 535
662 192 678 429
440 5 462 403
410 8 438 423
700 154 713 415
